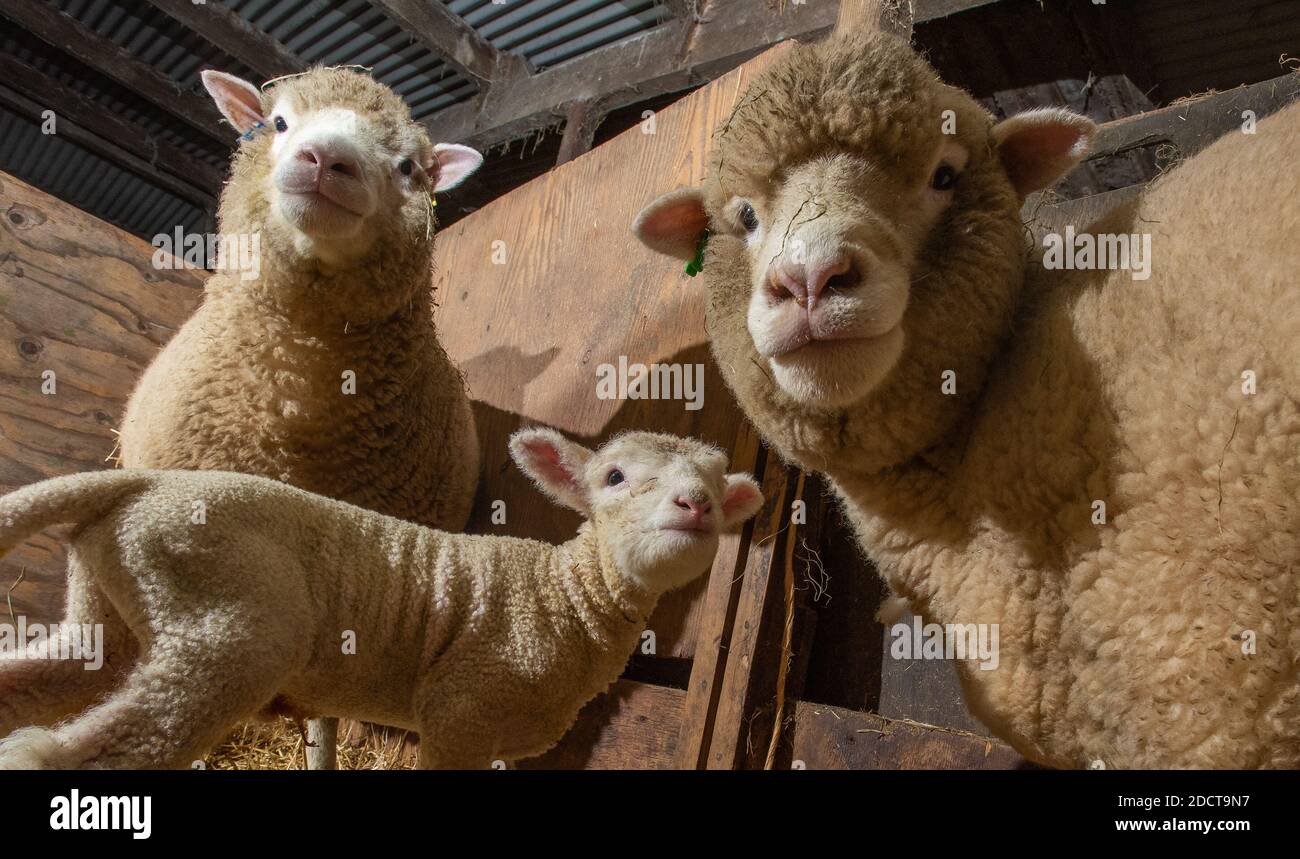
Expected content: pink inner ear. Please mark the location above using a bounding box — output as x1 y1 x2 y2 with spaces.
521 439 577 491
433 146 483 192
722 480 762 519
999 118 1092 197
640 199 708 251
201 71 265 135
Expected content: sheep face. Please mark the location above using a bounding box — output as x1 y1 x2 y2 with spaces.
201 68 482 270
510 429 763 592
634 34 1095 473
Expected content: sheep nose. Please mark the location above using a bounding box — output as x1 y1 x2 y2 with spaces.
295 142 360 179
674 496 712 519
768 253 861 309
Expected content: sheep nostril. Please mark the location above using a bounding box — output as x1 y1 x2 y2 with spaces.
807 255 857 303
768 266 808 305
825 264 861 293
329 161 355 176
675 498 692 511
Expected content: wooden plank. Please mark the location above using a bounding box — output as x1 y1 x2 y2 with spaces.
431 44 795 659
913 0 1004 19
673 423 766 768
0 171 206 623
702 458 798 768
146 0 307 81
0 1 232 146
1024 185 1144 244
836 0 914 36
370 0 518 82
516 680 685 769
0 54 223 202
787 701 1028 770
1089 73 1300 165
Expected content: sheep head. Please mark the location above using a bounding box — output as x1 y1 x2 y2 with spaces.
510 429 763 593
633 34 1096 475
201 68 481 310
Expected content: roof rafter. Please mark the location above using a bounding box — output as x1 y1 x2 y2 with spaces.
145 0 308 82
0 1 232 146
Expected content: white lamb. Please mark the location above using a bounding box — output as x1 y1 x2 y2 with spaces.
0 430 762 769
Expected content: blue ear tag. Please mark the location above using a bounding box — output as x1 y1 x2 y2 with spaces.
240 121 267 142
685 228 711 277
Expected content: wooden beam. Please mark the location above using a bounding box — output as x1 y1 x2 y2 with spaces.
0 1 231 146
146 0 307 81
787 701 1029 769
0 55 220 207
912 0 1005 21
369 0 520 83
1089 72 1300 165
429 0 996 151
554 99 603 166
427 0 841 149
836 0 914 37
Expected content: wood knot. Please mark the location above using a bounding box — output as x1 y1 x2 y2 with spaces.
5 204 46 230
18 337 42 359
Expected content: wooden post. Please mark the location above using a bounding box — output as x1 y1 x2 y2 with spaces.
555 99 603 166
835 0 914 38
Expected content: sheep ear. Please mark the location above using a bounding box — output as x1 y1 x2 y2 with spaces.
201 70 265 135
509 428 595 514
632 188 709 260
720 474 764 530
432 143 483 193
992 108 1097 199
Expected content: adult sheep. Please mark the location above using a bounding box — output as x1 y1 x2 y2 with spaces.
117 68 483 768
633 33 1300 769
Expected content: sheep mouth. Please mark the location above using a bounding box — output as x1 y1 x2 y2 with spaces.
657 524 712 537
767 325 896 359
280 189 367 219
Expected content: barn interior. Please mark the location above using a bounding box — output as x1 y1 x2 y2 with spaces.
1 0 1298 769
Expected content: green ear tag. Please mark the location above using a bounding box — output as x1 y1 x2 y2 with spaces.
685 228 711 277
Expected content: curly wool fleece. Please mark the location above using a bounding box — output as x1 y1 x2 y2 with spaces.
674 35 1300 768
118 67 478 532
0 432 762 769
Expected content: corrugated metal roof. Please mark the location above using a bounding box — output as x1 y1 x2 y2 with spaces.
0 109 208 239
223 0 478 118
450 0 670 69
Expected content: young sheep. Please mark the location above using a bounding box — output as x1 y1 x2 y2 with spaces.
634 33 1300 768
0 430 763 769
117 68 483 767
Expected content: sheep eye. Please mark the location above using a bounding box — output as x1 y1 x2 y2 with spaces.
273 116 288 133
739 202 759 233
931 164 958 191
399 158 414 176
606 469 625 487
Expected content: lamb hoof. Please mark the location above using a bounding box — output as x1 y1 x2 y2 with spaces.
0 727 72 770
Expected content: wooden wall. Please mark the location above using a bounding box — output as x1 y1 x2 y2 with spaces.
0 171 203 620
